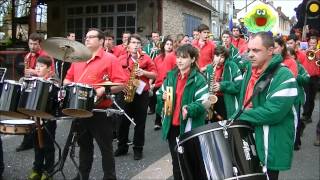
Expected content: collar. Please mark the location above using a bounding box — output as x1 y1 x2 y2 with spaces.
87 47 104 63
178 69 191 79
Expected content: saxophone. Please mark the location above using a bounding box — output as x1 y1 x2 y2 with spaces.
124 56 140 103
24 53 31 77
207 64 218 120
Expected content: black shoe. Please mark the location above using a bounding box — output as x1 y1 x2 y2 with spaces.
16 144 33 152
114 148 128 157
294 144 301 151
154 124 161 131
148 110 155 115
302 116 312 124
133 151 143 160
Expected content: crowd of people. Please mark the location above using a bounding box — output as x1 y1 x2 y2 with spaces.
0 22 319 180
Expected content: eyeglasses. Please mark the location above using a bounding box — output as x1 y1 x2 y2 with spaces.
84 35 99 40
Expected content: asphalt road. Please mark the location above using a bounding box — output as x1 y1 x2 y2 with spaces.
0 93 319 180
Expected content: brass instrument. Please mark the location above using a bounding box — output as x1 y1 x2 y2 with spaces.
124 59 140 103
306 49 320 67
164 86 173 116
207 64 218 120
24 53 32 77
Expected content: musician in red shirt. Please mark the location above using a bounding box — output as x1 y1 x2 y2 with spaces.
64 28 126 180
115 34 157 160
192 24 216 72
231 26 248 55
113 31 131 57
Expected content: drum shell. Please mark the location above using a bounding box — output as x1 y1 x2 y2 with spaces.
177 121 265 180
0 119 35 135
0 81 28 118
17 78 59 119
62 84 95 118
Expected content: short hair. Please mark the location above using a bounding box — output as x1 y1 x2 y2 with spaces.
221 30 231 37
88 28 105 40
214 45 229 59
274 37 287 58
287 34 298 42
151 31 160 35
309 36 317 41
252 32 274 48
29 33 44 42
122 31 131 36
197 24 209 32
66 32 75 37
36 56 52 67
193 28 199 32
176 44 199 69
104 30 114 39
128 34 142 44
232 26 241 31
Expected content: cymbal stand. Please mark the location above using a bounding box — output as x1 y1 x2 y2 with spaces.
110 95 136 126
49 119 83 180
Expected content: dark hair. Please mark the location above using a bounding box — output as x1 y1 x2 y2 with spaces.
151 31 160 35
37 56 52 67
88 28 105 40
66 32 75 37
122 31 131 36
221 30 231 37
193 28 199 32
232 26 241 32
287 47 297 60
197 24 209 32
287 34 298 42
127 34 142 45
176 44 199 69
252 32 274 48
29 32 44 42
159 38 173 56
214 45 229 59
274 37 287 58
104 30 114 39
309 36 317 42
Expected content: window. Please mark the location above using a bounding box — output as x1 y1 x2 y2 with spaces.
184 14 201 36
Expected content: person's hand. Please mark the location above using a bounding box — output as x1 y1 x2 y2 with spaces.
95 87 105 97
24 68 37 77
182 106 188 120
162 91 167 101
213 82 220 92
135 68 145 77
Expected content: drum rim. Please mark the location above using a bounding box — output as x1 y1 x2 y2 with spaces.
224 172 266 180
3 80 22 85
22 77 51 83
66 83 93 88
178 121 253 145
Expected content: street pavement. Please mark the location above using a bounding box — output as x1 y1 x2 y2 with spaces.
0 93 319 180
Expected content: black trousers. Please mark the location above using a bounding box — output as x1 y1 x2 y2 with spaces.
167 126 182 180
302 76 319 119
118 91 149 151
33 120 57 173
77 112 116 180
0 137 4 176
111 92 125 139
148 87 159 113
267 169 279 180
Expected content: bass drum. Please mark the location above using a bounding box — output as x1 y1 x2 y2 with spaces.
0 80 28 119
176 121 266 180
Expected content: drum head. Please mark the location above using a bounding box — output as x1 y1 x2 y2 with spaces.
0 119 34 125
17 108 54 119
62 108 93 118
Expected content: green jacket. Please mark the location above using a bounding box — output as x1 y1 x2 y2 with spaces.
234 54 298 171
203 60 243 118
156 68 209 140
143 42 159 59
296 62 309 105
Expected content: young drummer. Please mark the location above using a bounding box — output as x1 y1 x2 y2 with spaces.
156 44 209 180
28 56 57 180
203 45 243 121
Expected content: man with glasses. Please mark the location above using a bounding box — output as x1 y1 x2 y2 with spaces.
64 28 127 180
115 34 157 160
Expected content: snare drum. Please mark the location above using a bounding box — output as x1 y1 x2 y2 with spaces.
62 83 95 118
17 77 59 119
176 121 266 180
0 119 35 135
0 80 28 118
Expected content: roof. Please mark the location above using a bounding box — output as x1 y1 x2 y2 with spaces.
188 0 218 12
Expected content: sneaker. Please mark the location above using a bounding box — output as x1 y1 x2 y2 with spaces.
40 172 52 180
28 170 41 180
114 148 128 157
154 124 161 131
127 140 133 146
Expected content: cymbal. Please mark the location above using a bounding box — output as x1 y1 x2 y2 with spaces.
41 37 92 62
94 81 124 86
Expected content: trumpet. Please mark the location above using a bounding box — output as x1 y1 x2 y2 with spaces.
306 49 320 67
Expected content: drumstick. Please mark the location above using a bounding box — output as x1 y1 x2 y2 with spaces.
36 117 44 149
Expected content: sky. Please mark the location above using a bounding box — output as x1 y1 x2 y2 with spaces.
234 0 302 18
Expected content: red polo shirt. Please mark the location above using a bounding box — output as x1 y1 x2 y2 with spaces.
214 65 224 96
296 49 320 76
25 49 55 71
118 52 157 91
154 54 167 88
65 48 127 108
113 44 127 57
172 71 189 126
244 68 262 109
231 37 248 55
282 55 298 77
192 40 216 69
